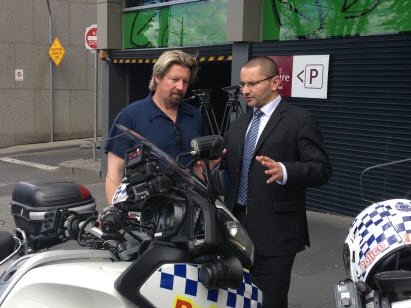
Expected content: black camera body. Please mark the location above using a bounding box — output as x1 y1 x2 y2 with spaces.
190 135 224 160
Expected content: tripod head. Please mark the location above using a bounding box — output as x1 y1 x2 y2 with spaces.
222 85 241 102
191 89 212 106
219 85 243 136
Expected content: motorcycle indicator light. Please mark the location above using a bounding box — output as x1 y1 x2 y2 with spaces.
224 221 254 267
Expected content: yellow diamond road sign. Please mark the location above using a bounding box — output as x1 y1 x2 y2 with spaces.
48 37 65 66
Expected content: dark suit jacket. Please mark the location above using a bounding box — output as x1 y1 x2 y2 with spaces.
223 99 331 256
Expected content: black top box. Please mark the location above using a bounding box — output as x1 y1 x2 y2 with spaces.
11 179 96 236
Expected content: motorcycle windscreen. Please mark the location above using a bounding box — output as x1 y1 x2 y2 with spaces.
116 124 209 196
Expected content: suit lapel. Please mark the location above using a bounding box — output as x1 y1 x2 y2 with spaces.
254 99 287 154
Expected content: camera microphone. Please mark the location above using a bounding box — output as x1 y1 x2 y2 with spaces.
182 95 196 103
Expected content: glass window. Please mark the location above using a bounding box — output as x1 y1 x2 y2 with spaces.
125 0 195 9
123 0 227 48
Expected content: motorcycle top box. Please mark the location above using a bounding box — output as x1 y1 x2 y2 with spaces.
10 179 96 237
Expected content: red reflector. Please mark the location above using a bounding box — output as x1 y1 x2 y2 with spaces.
79 185 92 200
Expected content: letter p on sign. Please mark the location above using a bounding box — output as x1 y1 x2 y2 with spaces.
304 64 324 89
305 65 324 89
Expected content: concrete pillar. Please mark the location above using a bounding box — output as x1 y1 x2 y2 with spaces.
98 0 123 176
227 0 263 42
97 0 122 50
101 60 127 177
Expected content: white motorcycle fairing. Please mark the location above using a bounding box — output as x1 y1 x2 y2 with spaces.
0 249 263 308
0 250 136 308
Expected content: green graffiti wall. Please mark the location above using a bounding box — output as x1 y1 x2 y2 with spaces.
263 0 411 40
124 1 227 49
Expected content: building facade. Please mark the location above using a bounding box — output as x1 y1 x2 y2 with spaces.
98 0 411 215
0 0 102 148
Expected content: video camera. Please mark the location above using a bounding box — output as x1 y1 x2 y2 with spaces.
190 135 224 160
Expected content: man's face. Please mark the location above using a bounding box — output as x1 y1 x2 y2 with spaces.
155 64 191 105
240 66 279 109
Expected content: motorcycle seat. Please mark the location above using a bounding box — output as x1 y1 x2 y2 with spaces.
0 231 15 262
374 270 411 294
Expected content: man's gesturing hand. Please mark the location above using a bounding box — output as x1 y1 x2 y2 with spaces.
256 155 283 184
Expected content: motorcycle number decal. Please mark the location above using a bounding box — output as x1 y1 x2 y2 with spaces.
112 182 128 205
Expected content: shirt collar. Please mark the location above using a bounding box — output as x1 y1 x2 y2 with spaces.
147 92 194 123
254 95 282 117
147 92 164 122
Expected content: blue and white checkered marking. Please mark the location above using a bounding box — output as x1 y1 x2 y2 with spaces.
112 181 128 205
141 263 263 307
347 199 411 281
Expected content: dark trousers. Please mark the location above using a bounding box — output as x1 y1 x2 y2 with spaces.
233 204 296 308
253 253 295 308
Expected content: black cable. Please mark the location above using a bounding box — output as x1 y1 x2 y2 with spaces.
176 151 196 169
77 215 98 247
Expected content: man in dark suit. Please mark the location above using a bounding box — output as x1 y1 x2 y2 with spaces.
223 56 331 307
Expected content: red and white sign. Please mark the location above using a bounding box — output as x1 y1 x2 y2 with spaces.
85 24 97 53
268 55 330 99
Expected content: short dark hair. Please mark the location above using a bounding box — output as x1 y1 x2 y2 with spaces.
243 56 279 77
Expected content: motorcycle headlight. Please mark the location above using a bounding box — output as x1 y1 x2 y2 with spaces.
224 221 254 268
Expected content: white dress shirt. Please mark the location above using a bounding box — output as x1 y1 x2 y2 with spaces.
246 95 288 185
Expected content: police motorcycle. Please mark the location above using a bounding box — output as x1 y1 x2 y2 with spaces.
0 124 263 308
334 158 411 308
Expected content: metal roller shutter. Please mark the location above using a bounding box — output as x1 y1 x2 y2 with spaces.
250 33 411 216
109 44 233 63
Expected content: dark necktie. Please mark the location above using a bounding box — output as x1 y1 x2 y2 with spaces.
237 109 264 205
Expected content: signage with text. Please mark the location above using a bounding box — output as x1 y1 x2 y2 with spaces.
269 55 330 99
85 24 97 53
48 37 66 67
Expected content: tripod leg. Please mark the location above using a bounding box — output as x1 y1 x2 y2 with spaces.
219 105 230 136
222 114 231 136
204 108 216 135
210 108 220 136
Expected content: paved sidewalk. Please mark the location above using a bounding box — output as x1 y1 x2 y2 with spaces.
0 139 354 307
0 139 92 157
